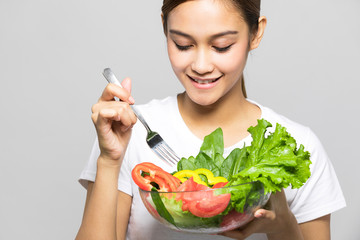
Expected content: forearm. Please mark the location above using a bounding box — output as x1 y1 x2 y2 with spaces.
76 157 121 240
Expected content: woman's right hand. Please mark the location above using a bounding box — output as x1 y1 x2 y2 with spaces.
91 77 137 165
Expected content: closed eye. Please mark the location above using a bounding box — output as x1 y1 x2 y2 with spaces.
213 44 234 53
174 42 192 51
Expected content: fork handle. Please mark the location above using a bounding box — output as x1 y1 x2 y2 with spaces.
102 68 152 133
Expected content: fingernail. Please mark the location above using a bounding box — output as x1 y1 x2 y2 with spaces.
129 96 135 104
254 212 263 218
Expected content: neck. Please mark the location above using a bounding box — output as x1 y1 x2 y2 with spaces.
179 92 247 124
177 82 261 146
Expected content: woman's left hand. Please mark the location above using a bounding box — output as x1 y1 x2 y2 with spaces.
220 189 304 240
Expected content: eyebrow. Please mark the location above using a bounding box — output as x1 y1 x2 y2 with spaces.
169 29 238 40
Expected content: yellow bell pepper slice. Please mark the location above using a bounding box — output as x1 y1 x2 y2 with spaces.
194 168 228 185
173 170 208 186
173 168 228 187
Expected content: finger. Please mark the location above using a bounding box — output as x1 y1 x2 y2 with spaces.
120 77 132 93
91 109 117 135
254 209 276 220
117 105 137 132
92 103 135 124
99 83 133 103
96 109 120 124
91 101 129 115
120 77 135 104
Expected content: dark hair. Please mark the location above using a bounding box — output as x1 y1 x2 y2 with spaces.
161 0 261 98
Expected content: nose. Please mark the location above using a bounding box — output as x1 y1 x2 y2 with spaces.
191 48 214 75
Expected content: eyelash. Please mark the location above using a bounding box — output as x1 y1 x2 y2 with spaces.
174 42 192 51
174 42 233 53
214 44 233 53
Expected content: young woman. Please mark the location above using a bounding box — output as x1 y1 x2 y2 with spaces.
76 0 345 239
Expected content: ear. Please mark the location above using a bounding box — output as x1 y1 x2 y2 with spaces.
161 13 168 36
250 16 267 51
161 13 165 26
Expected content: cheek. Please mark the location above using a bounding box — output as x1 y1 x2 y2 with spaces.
215 46 248 76
167 42 189 74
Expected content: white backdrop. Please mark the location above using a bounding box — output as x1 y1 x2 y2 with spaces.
0 0 359 239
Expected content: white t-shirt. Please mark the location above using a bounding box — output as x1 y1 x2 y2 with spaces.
79 96 346 240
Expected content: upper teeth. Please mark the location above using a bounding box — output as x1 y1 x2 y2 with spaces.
194 78 216 84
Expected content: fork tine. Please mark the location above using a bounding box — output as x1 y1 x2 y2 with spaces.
156 145 177 165
157 144 179 165
159 142 180 162
154 144 178 165
152 149 175 166
103 69 181 166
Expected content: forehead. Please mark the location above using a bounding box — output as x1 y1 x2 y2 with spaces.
167 0 247 35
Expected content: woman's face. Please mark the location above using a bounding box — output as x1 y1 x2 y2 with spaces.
166 0 251 106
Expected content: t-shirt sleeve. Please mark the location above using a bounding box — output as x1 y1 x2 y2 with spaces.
78 138 99 189
289 128 346 223
78 137 133 197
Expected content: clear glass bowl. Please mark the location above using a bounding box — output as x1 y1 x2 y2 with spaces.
139 181 270 234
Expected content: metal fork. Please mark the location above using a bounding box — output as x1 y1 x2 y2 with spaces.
102 68 180 166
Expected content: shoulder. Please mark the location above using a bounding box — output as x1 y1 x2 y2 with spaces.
251 100 328 166
251 100 313 147
251 101 346 221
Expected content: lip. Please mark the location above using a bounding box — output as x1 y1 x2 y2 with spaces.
187 75 222 90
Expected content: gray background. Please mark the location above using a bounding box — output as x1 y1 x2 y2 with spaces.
0 0 359 239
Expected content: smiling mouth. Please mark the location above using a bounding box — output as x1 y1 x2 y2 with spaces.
188 75 222 84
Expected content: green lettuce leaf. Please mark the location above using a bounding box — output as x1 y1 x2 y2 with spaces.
200 128 224 159
174 118 312 213
232 119 312 194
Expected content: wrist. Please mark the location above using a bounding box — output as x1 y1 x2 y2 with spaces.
95 157 121 188
97 155 122 169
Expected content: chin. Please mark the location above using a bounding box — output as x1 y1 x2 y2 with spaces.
187 93 220 107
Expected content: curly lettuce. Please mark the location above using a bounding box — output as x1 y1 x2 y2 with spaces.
176 118 312 212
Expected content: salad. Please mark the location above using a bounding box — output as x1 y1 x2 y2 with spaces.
132 119 312 232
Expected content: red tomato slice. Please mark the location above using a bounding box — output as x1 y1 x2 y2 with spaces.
175 177 197 203
174 177 230 217
212 182 228 189
175 177 202 211
195 183 209 191
176 177 197 192
187 191 231 218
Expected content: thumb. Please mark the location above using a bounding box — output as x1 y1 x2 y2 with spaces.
121 77 132 94
234 209 275 238
254 209 276 220
121 77 135 104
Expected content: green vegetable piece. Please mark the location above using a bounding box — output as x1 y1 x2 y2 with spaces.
200 128 224 160
173 118 311 213
247 119 272 167
231 119 312 195
214 153 225 169
195 152 220 177
177 156 196 171
220 146 247 179
150 188 177 227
